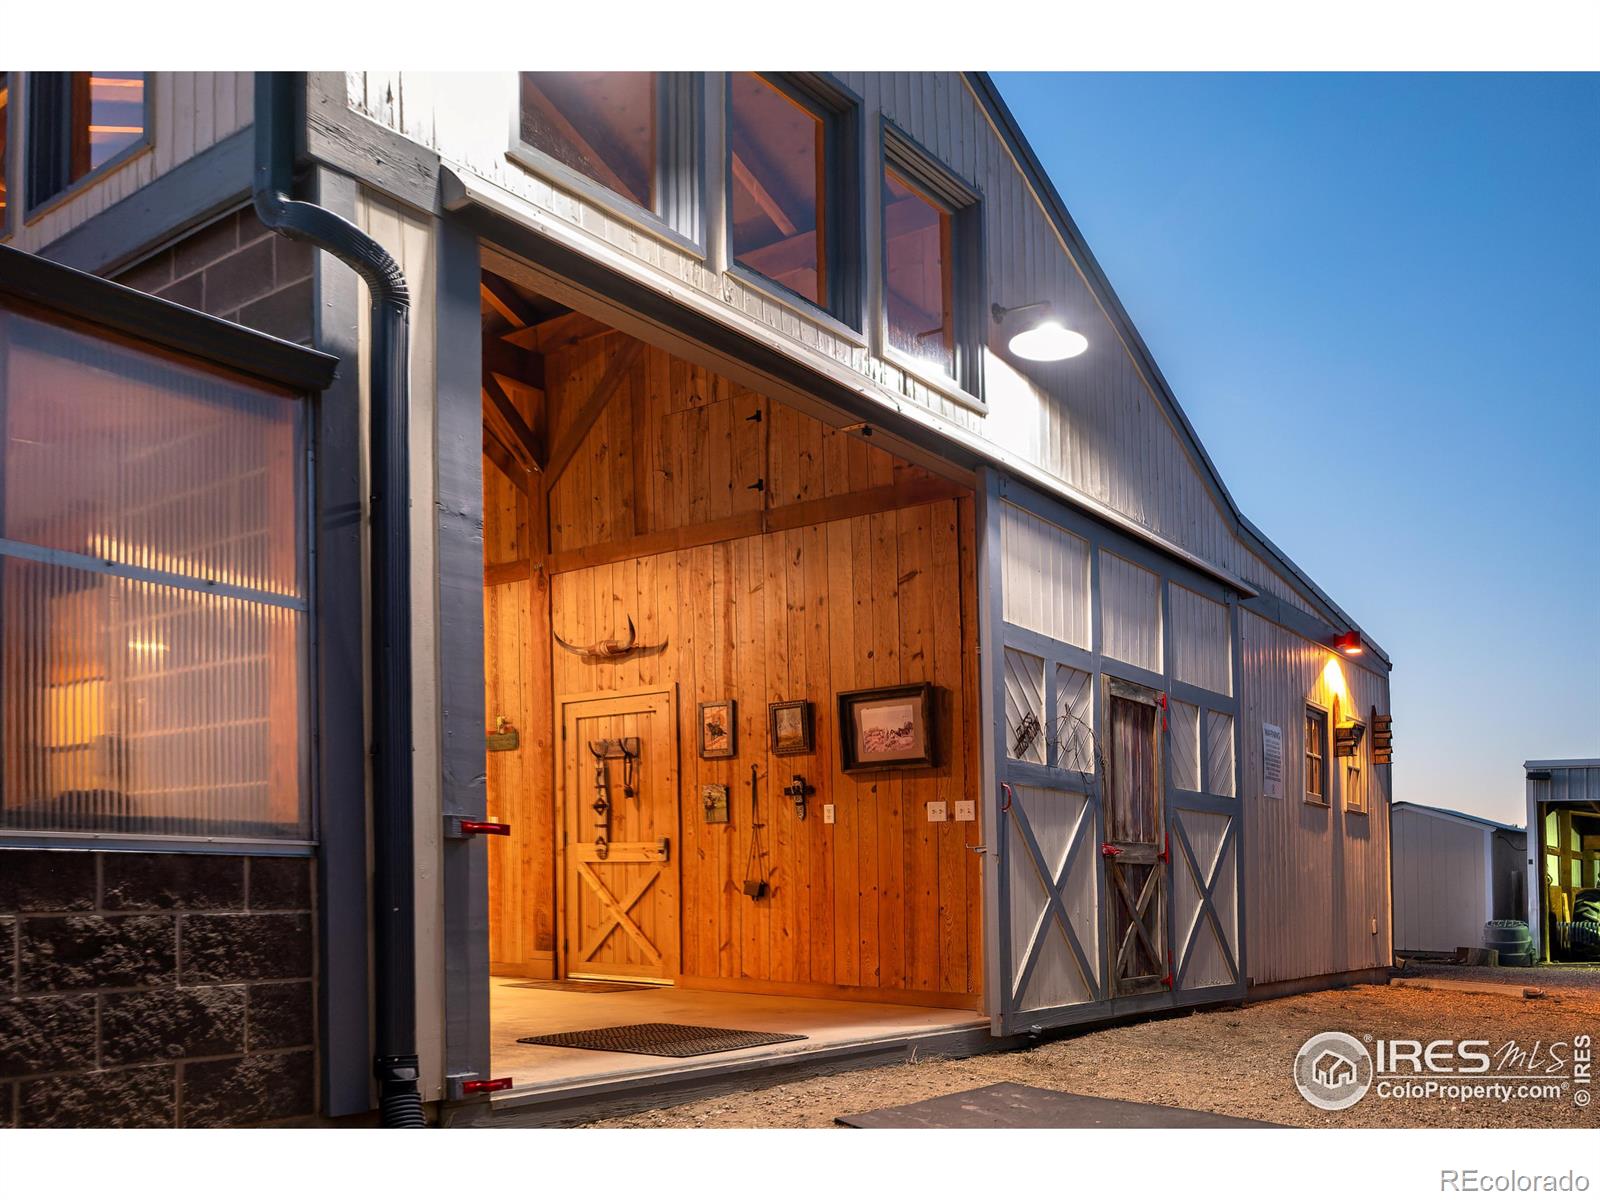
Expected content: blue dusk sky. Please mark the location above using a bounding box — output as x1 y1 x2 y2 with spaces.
995 72 1599 826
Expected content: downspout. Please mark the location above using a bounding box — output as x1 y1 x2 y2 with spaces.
252 72 423 1128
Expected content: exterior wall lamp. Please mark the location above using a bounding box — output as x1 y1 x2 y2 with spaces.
991 300 1089 362
1334 630 1364 656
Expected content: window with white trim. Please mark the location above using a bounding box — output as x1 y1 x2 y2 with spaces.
0 304 310 841
1304 705 1328 806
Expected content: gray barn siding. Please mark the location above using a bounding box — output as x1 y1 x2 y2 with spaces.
1392 808 1490 954
1240 609 1392 984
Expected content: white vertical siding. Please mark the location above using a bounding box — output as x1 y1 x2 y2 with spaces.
1392 808 1491 954
1000 501 1090 648
6 73 253 255
1240 608 1392 984
1170 700 1201 792
1170 583 1232 696
1099 550 1161 673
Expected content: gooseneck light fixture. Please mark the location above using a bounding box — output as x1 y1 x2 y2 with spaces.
992 301 1089 362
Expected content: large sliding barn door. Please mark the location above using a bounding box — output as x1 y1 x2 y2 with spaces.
986 476 1246 1036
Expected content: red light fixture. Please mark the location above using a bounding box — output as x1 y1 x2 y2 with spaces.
1334 631 1363 656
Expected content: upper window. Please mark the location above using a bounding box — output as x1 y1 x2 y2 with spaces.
727 73 859 323
1305 706 1329 805
520 72 656 210
0 303 310 842
0 74 11 234
883 167 953 373
26 72 148 211
516 73 700 243
880 134 982 396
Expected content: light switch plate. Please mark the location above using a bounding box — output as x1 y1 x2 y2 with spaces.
927 801 947 823
954 800 976 822
823 804 836 824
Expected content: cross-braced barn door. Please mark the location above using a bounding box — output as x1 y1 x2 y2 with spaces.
1165 701 1244 998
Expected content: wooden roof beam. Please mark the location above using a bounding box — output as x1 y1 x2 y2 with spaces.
543 338 643 488
480 275 535 329
483 372 544 472
502 309 612 352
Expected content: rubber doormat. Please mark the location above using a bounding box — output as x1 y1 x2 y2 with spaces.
517 1023 807 1057
507 980 653 994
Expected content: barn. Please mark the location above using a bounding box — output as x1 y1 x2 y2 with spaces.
1525 759 1600 964
0 71 1395 1127
1391 802 1525 957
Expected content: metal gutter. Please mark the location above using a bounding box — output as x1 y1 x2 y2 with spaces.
253 72 422 1128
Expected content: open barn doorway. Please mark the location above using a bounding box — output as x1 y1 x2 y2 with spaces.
475 263 988 1098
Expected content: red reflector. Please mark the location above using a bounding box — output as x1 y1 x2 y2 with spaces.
460 820 511 836
462 1077 513 1094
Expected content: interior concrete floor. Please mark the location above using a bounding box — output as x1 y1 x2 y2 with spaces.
489 975 984 1092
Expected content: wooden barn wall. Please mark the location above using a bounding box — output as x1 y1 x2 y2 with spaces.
6 73 253 253
340 71 1338 625
1238 609 1392 984
484 333 983 1004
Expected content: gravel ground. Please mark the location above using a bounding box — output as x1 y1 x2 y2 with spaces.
587 978 1600 1129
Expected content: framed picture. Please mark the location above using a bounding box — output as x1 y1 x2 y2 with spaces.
838 683 935 772
698 699 736 759
768 700 814 756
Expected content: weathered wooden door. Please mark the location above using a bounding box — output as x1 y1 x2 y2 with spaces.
559 690 679 983
1103 677 1166 995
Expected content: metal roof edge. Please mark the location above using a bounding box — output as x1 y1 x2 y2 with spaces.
1392 800 1524 833
1524 758 1600 770
964 72 1390 671
0 241 339 392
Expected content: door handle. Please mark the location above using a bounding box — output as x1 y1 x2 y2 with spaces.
659 837 670 862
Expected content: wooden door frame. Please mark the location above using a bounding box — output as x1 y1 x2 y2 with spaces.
554 685 681 982
1101 673 1167 996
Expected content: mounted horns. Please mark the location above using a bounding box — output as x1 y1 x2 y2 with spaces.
553 615 667 660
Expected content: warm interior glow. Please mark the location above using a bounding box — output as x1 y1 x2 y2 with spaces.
1008 320 1089 362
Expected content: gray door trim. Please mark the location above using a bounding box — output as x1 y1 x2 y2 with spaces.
434 215 491 1099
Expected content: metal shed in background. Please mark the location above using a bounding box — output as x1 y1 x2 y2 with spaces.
1525 759 1600 963
1391 802 1524 955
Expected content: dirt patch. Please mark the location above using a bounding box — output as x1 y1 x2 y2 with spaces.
586 981 1600 1128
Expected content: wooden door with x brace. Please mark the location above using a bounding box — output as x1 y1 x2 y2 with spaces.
559 690 680 983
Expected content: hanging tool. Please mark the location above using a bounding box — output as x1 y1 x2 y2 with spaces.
782 773 814 821
742 764 769 899
588 742 612 860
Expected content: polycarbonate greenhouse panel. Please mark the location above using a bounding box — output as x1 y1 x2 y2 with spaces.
0 305 310 841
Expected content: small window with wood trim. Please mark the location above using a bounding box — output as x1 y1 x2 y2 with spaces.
727 73 859 323
1305 705 1329 805
1344 760 1365 813
26 72 148 211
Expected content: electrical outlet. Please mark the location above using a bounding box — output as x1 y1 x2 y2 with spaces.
954 800 976 822
823 804 836 824
927 801 947 823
